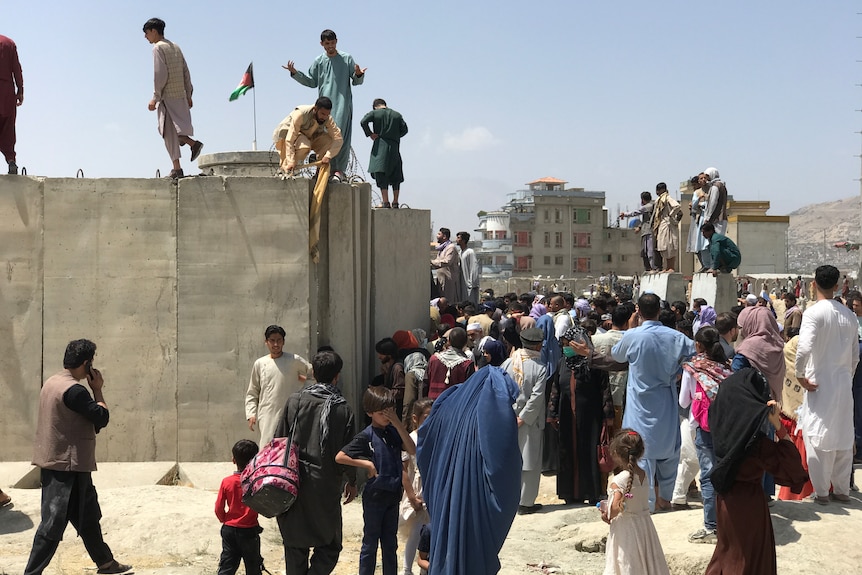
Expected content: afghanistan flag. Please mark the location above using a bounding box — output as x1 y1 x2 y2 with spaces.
229 63 254 101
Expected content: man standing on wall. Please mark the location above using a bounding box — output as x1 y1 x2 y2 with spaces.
431 227 462 303
456 231 480 306
143 17 204 180
620 191 661 273
245 325 312 445
24 339 132 575
360 98 407 208
284 29 365 183
0 34 23 175
651 182 681 273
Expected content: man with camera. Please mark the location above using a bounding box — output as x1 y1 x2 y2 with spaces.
23 339 131 575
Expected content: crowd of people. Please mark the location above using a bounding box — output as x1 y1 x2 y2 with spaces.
17 259 862 575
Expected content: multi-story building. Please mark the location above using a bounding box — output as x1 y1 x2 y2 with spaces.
474 177 643 283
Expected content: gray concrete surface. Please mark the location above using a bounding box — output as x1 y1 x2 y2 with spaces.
0 173 430 463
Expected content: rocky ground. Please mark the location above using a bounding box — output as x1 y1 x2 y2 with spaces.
2 465 862 574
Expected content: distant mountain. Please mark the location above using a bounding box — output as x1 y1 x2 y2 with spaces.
786 196 860 274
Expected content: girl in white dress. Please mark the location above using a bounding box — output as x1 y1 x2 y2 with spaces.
601 429 670 575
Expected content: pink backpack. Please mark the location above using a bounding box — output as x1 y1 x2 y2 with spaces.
241 428 301 518
691 381 713 432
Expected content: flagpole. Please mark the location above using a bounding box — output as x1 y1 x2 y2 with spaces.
252 61 258 151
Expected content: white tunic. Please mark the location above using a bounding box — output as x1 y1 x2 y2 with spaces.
795 299 859 451
245 353 311 444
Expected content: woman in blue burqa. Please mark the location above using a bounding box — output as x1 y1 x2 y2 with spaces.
417 365 521 575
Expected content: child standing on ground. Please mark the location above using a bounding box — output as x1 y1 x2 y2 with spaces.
337 387 416 575
215 440 264 575
399 399 433 575
601 429 670 575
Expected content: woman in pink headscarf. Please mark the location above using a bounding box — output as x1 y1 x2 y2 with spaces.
731 306 786 401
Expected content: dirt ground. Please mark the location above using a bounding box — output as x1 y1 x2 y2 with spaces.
3 469 862 575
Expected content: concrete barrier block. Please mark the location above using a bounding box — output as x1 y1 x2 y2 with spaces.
42 179 178 463
0 177 44 459
690 273 737 313
639 272 687 303
176 177 311 461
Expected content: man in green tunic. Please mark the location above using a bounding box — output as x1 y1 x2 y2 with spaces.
701 222 741 274
283 29 365 183
360 99 408 208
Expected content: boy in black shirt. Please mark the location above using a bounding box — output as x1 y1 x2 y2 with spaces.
336 387 415 575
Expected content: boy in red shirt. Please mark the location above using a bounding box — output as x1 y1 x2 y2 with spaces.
215 440 263 575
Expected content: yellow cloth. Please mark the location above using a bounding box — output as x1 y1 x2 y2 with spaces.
309 162 331 263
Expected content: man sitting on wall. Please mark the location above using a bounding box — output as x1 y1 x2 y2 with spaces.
701 222 741 275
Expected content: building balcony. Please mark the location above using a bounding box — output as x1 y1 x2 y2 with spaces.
474 238 512 251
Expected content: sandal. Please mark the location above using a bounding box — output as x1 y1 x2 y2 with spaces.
376 202 391 209
97 560 132 574
391 202 399 209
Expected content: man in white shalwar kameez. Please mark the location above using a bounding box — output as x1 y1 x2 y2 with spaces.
795 265 859 502
245 325 312 445
143 18 204 180
501 328 548 514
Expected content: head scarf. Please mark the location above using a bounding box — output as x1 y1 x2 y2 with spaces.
300 383 348 456
735 306 786 400
482 339 507 367
575 298 591 318
393 329 420 350
708 368 771 493
560 323 591 372
529 303 547 320
682 353 732 401
704 167 720 182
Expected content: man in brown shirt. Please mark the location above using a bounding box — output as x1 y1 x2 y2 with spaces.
24 339 131 575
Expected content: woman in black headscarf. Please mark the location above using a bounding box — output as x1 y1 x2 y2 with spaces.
705 367 808 575
548 324 614 504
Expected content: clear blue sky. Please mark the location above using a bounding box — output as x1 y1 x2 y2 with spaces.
5 0 860 237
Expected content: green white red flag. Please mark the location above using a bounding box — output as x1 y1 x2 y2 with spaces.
229 63 254 101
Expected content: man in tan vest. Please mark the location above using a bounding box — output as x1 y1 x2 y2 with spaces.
24 339 131 575
143 17 204 180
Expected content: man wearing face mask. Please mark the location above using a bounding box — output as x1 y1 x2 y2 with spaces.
273 96 343 174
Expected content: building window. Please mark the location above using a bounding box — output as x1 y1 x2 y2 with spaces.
573 208 592 224
554 231 563 248
495 255 507 265
544 256 551 265
620 255 627 262
494 230 507 240
555 209 563 223
514 231 532 247
621 231 627 239
573 232 591 248
544 231 551 248
573 257 591 273
515 256 533 271
544 209 550 223
604 254 613 263
555 256 564 266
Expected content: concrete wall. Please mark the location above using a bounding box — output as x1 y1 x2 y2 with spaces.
639 272 687 303
690 273 737 314
0 174 429 463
